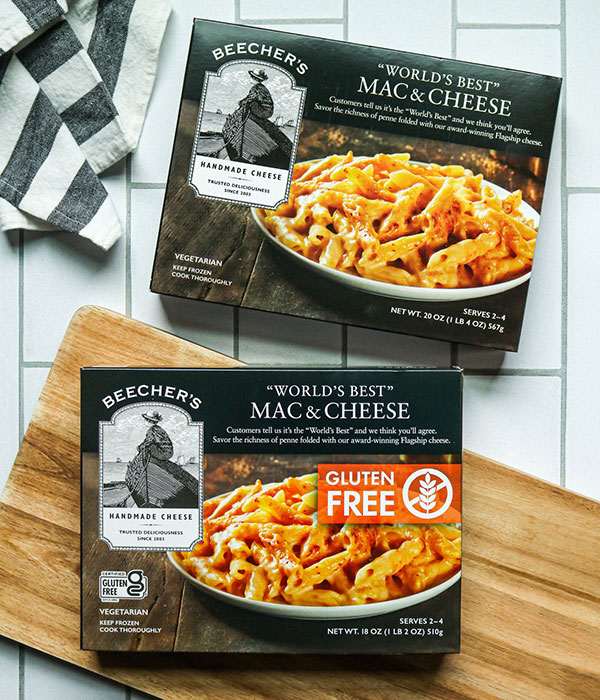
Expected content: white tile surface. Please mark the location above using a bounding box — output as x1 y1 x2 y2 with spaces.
0 231 19 490
258 23 344 40
457 117 563 370
21 162 127 362
22 230 126 362
101 160 127 225
566 194 600 501
457 0 561 25
347 327 451 367
464 376 561 483
239 308 341 364
24 650 125 700
131 188 234 356
130 1 236 184
456 27 561 75
348 0 452 57
566 0 600 187
240 0 344 20
23 367 51 431
0 637 19 700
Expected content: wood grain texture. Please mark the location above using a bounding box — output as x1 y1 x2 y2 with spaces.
0 305 599 699
152 99 263 303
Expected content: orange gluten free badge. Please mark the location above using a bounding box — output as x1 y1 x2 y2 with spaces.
317 464 461 524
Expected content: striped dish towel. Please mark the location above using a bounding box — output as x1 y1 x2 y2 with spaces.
0 0 172 249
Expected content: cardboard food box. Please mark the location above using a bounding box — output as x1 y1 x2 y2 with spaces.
81 367 463 653
150 19 561 351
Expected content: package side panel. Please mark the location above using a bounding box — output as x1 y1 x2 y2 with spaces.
81 453 185 651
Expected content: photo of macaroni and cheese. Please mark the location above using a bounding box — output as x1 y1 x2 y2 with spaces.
255 152 538 298
170 473 461 618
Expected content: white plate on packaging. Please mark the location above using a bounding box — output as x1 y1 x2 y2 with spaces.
167 551 461 620
252 164 538 303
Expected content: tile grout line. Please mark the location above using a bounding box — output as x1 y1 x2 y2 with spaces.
18 644 24 700
130 182 166 189
18 229 24 700
465 368 562 377
234 0 240 23
227 365 562 375
456 22 561 30
18 231 24 443
125 155 132 317
341 0 348 368
240 18 344 25
451 0 457 59
565 186 600 193
22 361 53 368
559 0 568 488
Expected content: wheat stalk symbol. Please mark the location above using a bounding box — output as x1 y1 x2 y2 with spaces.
418 471 438 513
404 468 452 519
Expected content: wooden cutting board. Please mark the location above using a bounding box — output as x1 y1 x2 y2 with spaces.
0 305 598 699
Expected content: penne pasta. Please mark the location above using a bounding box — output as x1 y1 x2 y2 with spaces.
258 152 537 289
176 474 461 606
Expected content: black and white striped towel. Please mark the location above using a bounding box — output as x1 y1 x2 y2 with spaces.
0 0 172 249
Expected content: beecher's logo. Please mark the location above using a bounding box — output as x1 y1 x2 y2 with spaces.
402 468 453 520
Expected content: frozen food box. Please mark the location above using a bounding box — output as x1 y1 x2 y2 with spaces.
81 367 463 653
150 19 561 351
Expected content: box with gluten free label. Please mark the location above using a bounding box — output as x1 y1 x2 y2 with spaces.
81 367 462 653
150 19 561 351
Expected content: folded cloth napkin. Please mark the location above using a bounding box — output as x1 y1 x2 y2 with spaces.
0 0 68 53
0 0 172 249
